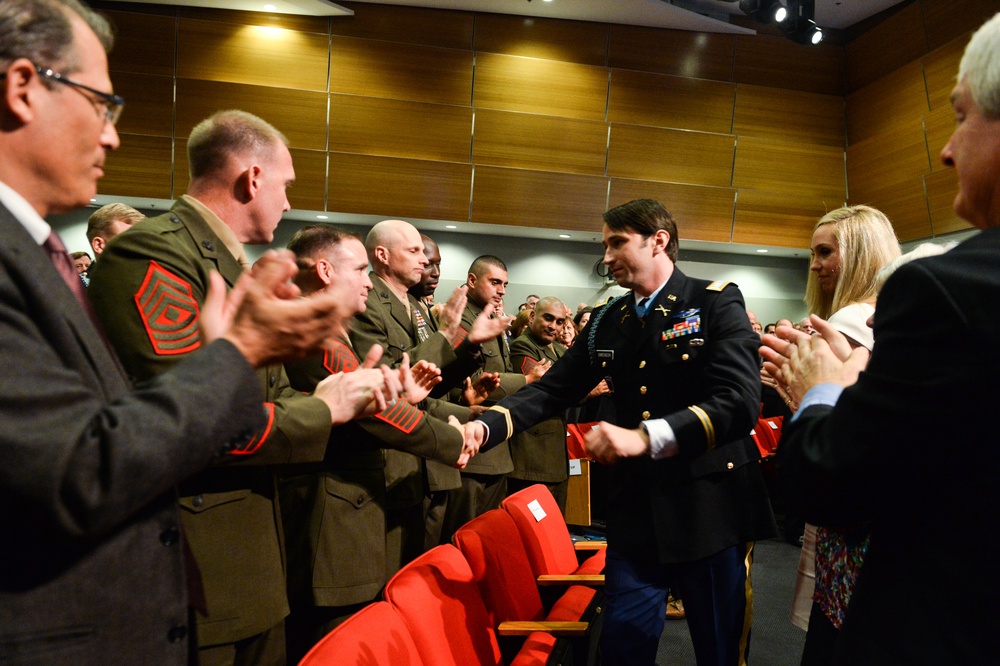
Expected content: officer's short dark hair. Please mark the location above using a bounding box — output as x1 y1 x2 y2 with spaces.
603 199 679 263
469 254 507 278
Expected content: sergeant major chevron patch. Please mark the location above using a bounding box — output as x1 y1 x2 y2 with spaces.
134 261 201 355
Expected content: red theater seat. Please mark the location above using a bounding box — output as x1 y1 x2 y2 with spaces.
298 601 424 666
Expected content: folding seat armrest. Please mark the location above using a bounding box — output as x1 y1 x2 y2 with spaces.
498 621 589 637
537 574 605 586
574 541 607 551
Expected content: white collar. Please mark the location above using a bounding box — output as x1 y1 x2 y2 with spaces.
0 179 51 245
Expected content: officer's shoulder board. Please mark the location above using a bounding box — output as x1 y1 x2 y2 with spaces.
705 280 732 292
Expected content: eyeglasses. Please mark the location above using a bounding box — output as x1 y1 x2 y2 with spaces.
35 65 125 125
0 64 125 125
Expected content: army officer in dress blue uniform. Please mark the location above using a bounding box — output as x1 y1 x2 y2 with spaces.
467 199 777 666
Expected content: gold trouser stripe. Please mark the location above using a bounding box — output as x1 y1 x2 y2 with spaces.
738 541 755 666
488 405 513 441
687 405 716 450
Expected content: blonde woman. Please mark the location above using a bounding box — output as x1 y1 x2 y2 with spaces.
789 205 901 665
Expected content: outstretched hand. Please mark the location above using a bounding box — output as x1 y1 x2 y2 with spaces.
436 286 468 341
462 372 499 406
399 353 442 405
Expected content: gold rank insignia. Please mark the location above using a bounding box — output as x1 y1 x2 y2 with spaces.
706 280 731 292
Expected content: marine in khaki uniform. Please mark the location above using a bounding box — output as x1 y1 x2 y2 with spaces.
507 296 569 512
89 111 380 666
440 255 549 541
280 225 468 661
348 220 503 568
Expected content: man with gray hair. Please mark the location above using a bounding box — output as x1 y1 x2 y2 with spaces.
86 201 143 255
90 109 384 664
761 12 1000 663
0 1 370 663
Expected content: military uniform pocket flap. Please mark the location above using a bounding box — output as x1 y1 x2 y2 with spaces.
324 476 377 510
688 439 753 478
178 488 252 514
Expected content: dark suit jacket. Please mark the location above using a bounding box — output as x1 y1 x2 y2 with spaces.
0 206 265 664
779 228 1000 664
480 268 776 563
89 198 332 647
282 340 464 607
507 331 568 483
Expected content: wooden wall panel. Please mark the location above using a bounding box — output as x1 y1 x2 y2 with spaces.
733 190 834 249
846 121 931 192
328 153 472 221
609 70 735 134
923 34 969 111
734 138 845 200
174 80 328 150
473 53 609 121
472 167 608 231
608 26 735 82
330 37 474 105
177 19 329 91
923 104 956 171
921 0 1000 51
177 6 329 33
329 95 472 163
845 2 927 92
333 2 474 50
924 168 971 234
848 179 932 241
103 135 173 200
286 149 328 211
105 11 176 77
734 85 845 147
474 14 608 66
607 126 735 187
111 72 173 138
846 61 930 145
733 34 844 96
473 110 607 175
609 180 735 244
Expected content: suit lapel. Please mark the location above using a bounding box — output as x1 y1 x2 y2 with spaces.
0 206 127 391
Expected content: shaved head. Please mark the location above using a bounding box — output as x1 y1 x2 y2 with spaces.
365 219 427 289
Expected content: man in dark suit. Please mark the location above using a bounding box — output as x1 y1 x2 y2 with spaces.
89 110 385 665
0 1 371 663
761 13 1000 664
465 200 776 665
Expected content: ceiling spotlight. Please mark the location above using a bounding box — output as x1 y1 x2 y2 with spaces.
773 5 787 21
739 0 783 23
778 1 825 46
